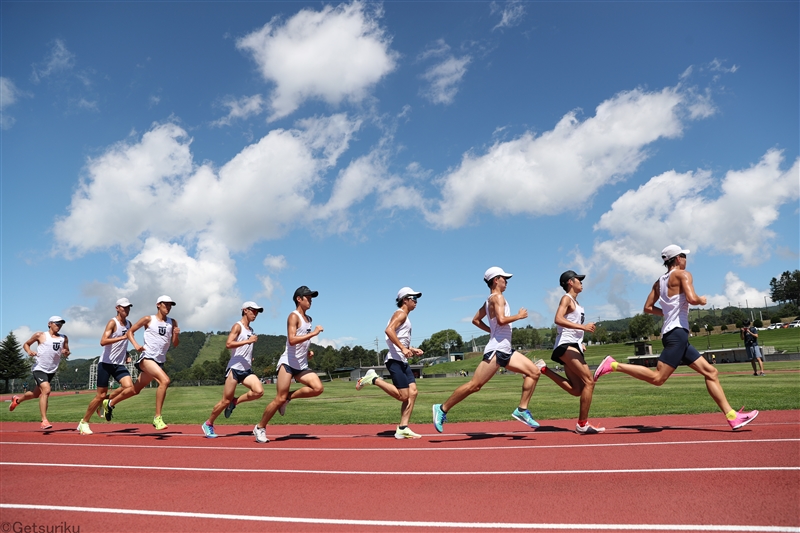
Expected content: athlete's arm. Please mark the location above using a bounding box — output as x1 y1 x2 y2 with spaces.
100 319 125 346
385 310 411 358
126 316 151 353
554 295 595 332
472 305 491 333
61 336 70 358
492 295 527 325
678 271 707 306
22 332 43 357
643 280 663 316
171 319 180 347
287 313 324 346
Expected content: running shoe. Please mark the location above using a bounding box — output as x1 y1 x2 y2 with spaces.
759 372 766 376
201 421 217 438
394 426 422 439
575 422 605 434
534 359 547 371
77 420 93 435
103 399 114 421
432 404 447 433
278 398 290 416
9 395 19 412
40 422 52 430
153 415 168 430
224 397 237 419
753 372 758 376
511 407 540 429
729 408 759 430
356 369 379 390
253 425 269 443
593 356 616 381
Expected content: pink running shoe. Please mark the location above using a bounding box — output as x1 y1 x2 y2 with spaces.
9 395 19 412
729 408 759 430
593 356 616 381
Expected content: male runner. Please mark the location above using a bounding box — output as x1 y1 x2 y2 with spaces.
594 245 759 430
432 267 542 432
357 287 424 439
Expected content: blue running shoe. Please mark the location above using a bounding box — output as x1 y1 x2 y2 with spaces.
201 421 217 438
224 397 237 419
432 404 447 433
512 407 540 428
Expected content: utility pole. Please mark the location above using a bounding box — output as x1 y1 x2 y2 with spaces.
375 337 380 367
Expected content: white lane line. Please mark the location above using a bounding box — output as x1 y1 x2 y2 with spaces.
1 503 797 532
0 438 798 453
2 461 798 475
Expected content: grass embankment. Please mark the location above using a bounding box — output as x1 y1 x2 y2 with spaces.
191 334 226 367
2 362 797 427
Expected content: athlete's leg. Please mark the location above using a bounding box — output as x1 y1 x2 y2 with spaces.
399 382 418 427
37 381 51 423
258 366 293 428
82 387 109 424
506 352 541 410
138 359 170 417
110 374 143 407
207 372 240 426
614 360 676 386
442 359 498 412
290 371 324 400
688 357 733 413
236 373 264 405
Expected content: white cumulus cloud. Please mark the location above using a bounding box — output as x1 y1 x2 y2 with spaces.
211 94 266 127
593 149 800 281
705 272 773 310
427 84 695 228
0 77 20 129
237 1 398 121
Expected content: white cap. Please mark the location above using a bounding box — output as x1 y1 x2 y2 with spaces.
661 245 690 262
396 287 422 302
484 266 513 282
156 295 176 305
242 301 264 312
48 316 65 324
116 298 132 307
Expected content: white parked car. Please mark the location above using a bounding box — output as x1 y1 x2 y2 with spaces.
768 323 784 330
789 320 800 328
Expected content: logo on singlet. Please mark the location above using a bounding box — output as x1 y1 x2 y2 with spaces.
158 326 167 336
580 313 585 324
52 343 61 351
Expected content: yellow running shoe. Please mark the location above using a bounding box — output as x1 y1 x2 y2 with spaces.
153 415 168 430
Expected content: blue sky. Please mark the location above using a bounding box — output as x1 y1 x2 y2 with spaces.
1 1 798 359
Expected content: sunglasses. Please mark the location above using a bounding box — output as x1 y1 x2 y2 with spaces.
406 296 418 302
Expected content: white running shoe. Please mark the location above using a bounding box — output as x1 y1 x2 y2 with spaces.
356 369 379 390
253 425 269 443
77 420 93 435
394 426 422 439
575 422 605 434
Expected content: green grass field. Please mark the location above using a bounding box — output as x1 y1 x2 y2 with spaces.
191 334 226 367
3 362 797 427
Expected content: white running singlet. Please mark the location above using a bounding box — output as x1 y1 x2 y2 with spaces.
659 271 689 334
484 297 512 355
555 295 585 351
140 315 173 364
100 318 131 365
227 321 255 371
32 332 65 373
277 311 313 371
385 315 412 363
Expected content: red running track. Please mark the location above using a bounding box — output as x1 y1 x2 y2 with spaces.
1 411 798 532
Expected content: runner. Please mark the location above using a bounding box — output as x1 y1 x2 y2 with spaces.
594 245 759 430
432 267 542 433
10 317 70 429
253 286 324 443
538 271 604 434
201 301 265 438
76 298 135 435
112 295 180 430
356 287 424 439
